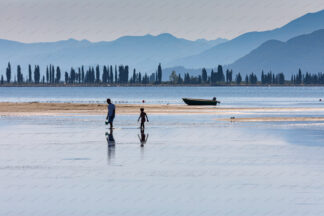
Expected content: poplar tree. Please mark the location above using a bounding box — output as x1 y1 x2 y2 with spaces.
56 66 61 83
65 72 69 83
95 65 100 83
201 68 207 83
109 65 113 83
17 65 23 84
81 66 85 83
70 68 76 83
157 64 162 83
216 65 225 83
114 65 117 83
34 65 40 84
46 67 49 83
51 65 55 83
226 69 232 83
28 65 32 83
6 62 11 83
132 69 136 83
236 73 242 84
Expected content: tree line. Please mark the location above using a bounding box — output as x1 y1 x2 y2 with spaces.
170 66 324 85
1 62 324 86
0 62 163 85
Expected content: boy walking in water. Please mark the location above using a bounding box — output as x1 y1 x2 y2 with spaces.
138 108 149 129
106 98 115 129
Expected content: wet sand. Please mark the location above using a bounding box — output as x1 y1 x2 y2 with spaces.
0 102 220 115
1 102 324 122
220 117 324 122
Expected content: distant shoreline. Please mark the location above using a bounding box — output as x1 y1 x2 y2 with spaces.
1 83 324 87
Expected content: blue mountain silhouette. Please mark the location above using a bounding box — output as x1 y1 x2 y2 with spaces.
229 29 324 76
171 9 324 68
0 34 226 73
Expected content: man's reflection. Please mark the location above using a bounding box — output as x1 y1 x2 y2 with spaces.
138 128 149 147
106 128 115 163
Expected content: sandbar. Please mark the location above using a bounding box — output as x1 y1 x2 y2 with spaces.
1 103 324 122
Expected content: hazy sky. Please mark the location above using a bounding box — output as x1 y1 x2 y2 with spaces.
0 0 323 42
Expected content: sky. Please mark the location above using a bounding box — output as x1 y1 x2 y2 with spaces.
0 0 323 43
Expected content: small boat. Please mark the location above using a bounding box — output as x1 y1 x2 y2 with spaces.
182 97 220 106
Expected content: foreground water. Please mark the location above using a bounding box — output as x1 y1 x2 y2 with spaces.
1 86 324 107
1 86 324 215
1 112 324 215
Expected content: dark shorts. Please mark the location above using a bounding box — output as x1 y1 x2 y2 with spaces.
108 116 114 123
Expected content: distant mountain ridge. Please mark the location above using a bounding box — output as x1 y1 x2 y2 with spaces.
171 9 324 68
0 34 227 73
1 9 324 77
228 29 324 76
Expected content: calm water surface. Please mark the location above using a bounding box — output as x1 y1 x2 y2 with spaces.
1 86 324 215
1 86 324 107
1 114 324 215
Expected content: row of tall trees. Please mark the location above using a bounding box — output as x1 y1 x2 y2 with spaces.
170 65 255 85
0 62 162 85
1 63 42 84
290 69 324 85
169 66 324 85
2 63 324 85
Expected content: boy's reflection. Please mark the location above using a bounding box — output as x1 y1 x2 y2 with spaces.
105 128 115 163
138 128 149 147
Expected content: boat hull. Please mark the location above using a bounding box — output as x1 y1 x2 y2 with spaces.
182 98 219 106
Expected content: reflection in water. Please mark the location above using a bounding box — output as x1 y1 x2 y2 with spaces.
105 128 115 164
138 128 149 147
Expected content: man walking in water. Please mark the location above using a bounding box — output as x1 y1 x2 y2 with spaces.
106 98 115 129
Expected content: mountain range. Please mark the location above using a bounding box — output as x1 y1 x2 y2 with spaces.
172 9 324 68
0 34 226 73
1 9 324 79
228 29 324 76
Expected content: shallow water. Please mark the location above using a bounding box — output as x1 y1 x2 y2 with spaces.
1 113 324 216
1 86 324 107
